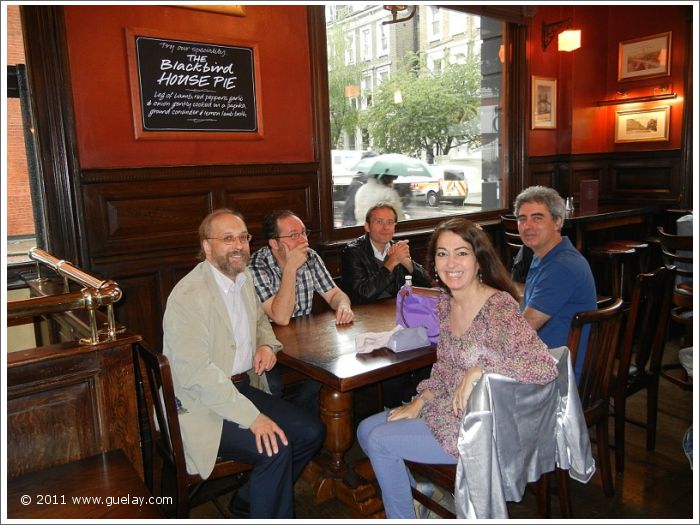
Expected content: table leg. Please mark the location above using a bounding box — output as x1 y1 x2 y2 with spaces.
304 385 384 517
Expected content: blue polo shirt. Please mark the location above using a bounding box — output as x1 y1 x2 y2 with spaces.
523 236 597 382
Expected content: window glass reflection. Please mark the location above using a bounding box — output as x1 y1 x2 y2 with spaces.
326 6 504 228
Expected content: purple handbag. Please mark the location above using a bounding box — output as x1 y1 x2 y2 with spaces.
396 285 441 344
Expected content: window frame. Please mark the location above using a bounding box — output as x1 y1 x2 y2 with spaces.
307 5 528 243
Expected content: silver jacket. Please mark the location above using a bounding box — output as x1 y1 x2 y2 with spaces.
455 346 595 519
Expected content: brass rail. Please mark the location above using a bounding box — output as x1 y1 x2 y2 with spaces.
7 248 123 345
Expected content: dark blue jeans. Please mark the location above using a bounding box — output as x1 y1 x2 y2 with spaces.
217 379 324 518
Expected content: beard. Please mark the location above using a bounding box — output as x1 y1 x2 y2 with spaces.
212 249 249 278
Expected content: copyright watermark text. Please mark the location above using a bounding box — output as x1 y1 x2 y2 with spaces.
19 493 172 507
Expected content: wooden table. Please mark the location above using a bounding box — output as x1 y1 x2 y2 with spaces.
561 205 656 253
6 449 163 519
273 298 437 517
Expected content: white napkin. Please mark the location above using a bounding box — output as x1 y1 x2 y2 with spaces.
355 325 403 354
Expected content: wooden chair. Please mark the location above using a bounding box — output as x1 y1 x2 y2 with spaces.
133 343 252 518
612 267 675 474
405 461 571 519
501 214 533 285
500 214 524 258
658 226 693 341
405 348 582 519
657 226 693 388
567 298 625 497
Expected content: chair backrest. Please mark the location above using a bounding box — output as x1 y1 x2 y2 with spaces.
617 267 675 383
134 344 190 497
500 214 524 252
657 226 693 281
501 214 532 281
567 298 624 412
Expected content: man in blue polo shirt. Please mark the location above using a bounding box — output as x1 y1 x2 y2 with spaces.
514 186 597 382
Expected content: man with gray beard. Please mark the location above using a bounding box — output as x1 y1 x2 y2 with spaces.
162 208 324 518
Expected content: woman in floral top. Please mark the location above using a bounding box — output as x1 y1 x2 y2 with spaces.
357 218 558 518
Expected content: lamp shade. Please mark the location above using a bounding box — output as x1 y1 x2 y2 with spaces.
558 29 581 52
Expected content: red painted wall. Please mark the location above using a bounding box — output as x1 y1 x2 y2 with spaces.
529 5 687 156
63 5 313 169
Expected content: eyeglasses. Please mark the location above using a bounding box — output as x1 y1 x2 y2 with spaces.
275 229 310 240
207 233 252 244
371 219 396 227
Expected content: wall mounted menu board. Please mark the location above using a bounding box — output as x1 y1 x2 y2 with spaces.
126 28 262 140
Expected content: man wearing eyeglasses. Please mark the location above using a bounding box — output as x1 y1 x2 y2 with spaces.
341 202 431 304
341 202 432 408
250 210 354 410
162 209 324 518
250 209 354 325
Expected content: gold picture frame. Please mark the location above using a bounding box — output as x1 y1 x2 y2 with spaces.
614 106 670 143
181 5 246 17
531 76 557 129
618 32 671 81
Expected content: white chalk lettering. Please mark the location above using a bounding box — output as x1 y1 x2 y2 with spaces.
156 72 211 87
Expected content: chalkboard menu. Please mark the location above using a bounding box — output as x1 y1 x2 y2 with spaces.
133 36 258 132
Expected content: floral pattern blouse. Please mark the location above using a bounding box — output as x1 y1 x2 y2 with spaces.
417 290 558 459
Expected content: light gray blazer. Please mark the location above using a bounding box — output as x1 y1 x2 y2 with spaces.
162 261 282 478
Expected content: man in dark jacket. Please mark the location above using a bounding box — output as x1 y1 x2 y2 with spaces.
341 202 431 304
341 202 432 407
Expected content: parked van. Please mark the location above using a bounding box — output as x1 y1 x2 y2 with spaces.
409 167 468 206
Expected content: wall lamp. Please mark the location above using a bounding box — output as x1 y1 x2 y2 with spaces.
382 5 417 25
542 18 581 52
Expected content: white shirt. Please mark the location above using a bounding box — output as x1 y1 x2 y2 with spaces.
209 263 253 375
371 241 390 262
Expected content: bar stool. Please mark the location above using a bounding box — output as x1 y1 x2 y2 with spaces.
589 237 649 300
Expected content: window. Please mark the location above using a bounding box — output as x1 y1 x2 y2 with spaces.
360 26 372 61
427 50 444 73
376 21 389 56
428 6 441 42
376 66 390 86
326 6 506 229
360 75 372 109
6 7 46 267
449 10 467 36
345 33 356 65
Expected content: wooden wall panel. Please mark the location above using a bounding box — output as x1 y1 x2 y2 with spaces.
81 162 319 350
528 150 682 206
83 180 214 257
570 160 606 200
610 158 678 201
7 378 100 476
225 185 315 236
7 337 142 478
111 272 167 351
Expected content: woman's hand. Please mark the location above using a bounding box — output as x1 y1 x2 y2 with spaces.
387 397 423 421
452 367 484 417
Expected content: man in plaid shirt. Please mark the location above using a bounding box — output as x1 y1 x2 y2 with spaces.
250 210 354 410
250 210 354 323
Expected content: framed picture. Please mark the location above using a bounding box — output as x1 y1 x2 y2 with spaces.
614 106 670 143
531 76 557 129
618 32 671 81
